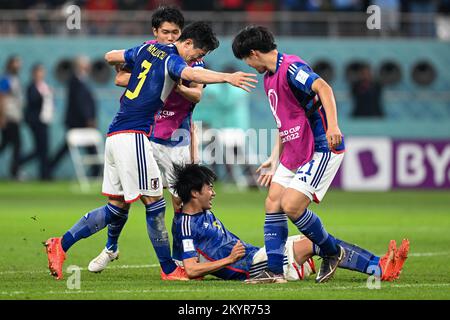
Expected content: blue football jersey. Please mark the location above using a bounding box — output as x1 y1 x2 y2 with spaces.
172 211 260 280
108 42 187 136
276 53 345 152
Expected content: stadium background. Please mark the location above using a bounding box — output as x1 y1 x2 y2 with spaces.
0 0 449 300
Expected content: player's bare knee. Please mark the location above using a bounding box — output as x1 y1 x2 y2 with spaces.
140 195 163 206
108 197 130 210
280 193 310 220
265 195 282 213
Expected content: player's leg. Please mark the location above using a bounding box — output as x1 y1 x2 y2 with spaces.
293 235 407 281
282 151 345 283
141 140 185 279
248 165 291 283
46 136 134 279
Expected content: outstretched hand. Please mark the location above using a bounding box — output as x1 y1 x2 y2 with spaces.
226 72 258 92
256 158 277 187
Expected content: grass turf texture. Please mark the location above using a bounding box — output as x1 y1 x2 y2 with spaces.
0 181 449 300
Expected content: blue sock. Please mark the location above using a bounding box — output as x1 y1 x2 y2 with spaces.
293 209 338 256
314 238 380 275
145 199 176 274
61 204 120 252
264 212 288 274
105 205 129 252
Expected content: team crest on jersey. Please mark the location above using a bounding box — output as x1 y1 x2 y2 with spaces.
150 178 159 190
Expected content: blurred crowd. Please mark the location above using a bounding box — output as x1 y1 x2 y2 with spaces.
0 55 98 181
0 0 449 13
0 1 449 37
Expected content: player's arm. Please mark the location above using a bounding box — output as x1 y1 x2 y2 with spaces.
104 49 125 65
175 81 203 104
256 132 283 187
182 241 246 279
180 67 257 92
311 78 342 149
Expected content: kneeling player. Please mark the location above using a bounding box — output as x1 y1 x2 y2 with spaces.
171 164 409 283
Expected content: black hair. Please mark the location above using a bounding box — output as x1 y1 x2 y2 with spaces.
178 21 219 53
232 26 277 59
172 164 217 204
32 63 43 73
151 6 184 30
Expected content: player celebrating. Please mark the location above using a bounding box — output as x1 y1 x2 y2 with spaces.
171 164 409 282
44 21 257 280
232 26 355 283
88 6 205 281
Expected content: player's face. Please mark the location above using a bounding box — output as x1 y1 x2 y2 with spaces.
180 40 207 64
198 183 216 210
243 52 266 74
153 22 181 44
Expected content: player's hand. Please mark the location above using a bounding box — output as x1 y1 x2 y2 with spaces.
256 158 277 187
226 72 258 92
229 240 246 263
326 126 342 150
114 63 124 73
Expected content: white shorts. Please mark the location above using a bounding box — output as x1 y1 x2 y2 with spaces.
249 235 315 281
102 133 162 202
272 151 344 203
151 141 191 196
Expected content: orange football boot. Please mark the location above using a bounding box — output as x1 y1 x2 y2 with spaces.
160 265 190 281
392 239 410 280
379 240 397 281
44 237 66 280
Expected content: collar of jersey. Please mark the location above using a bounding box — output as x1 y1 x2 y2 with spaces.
267 52 283 76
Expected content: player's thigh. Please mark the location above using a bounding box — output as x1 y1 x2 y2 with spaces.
289 151 344 204
102 136 124 199
281 188 311 219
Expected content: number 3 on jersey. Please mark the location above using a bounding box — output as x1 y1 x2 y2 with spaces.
125 60 152 100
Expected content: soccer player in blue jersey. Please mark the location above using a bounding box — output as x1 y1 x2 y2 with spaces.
171 164 409 283
87 6 204 280
44 21 257 280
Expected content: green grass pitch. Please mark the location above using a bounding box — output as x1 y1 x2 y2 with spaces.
0 181 449 300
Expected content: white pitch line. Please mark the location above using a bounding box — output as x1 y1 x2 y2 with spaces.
0 264 160 275
1 283 449 296
1 251 449 276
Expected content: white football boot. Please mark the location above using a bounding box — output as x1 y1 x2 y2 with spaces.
88 248 119 273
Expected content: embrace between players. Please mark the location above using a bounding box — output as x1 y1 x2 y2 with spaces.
45 6 409 284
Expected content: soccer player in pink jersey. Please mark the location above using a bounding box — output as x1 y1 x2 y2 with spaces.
231 26 405 284
87 7 206 280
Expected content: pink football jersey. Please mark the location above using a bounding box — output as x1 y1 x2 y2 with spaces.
263 54 315 170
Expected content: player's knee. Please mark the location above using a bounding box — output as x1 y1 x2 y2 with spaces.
280 195 309 218
108 198 130 210
265 195 281 212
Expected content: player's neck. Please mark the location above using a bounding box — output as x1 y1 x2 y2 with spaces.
182 202 203 215
266 50 279 74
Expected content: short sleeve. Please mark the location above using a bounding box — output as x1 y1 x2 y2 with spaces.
167 54 187 81
0 77 11 93
179 215 198 260
287 62 320 96
124 44 147 65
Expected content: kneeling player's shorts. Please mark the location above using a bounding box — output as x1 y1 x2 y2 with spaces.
102 133 162 202
249 235 315 281
150 141 191 196
272 151 344 203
